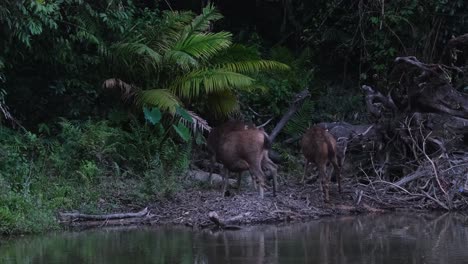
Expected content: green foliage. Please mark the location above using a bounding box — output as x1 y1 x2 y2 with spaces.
285 86 366 137
143 140 191 198
107 4 289 118
0 0 142 125
144 107 162 125
0 120 190 235
300 0 468 81
238 46 313 122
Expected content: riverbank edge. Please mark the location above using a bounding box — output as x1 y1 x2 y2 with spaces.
57 181 438 232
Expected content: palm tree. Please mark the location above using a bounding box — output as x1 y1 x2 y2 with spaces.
104 4 288 119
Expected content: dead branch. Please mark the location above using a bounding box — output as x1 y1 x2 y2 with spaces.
269 89 310 143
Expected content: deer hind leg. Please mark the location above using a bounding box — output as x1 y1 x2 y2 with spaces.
251 173 258 190
318 163 329 203
302 161 309 184
262 153 278 196
237 172 243 191
208 155 216 185
331 156 342 194
266 161 278 197
250 165 266 199
270 164 278 197
222 168 230 197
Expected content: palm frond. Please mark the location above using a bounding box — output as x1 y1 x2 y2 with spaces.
217 60 290 74
111 41 162 69
138 89 180 113
184 3 222 35
284 100 315 136
211 44 260 63
176 109 212 133
171 69 255 99
206 90 239 117
167 32 232 69
102 78 139 102
163 50 199 70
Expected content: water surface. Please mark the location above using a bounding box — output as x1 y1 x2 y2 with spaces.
1 213 468 264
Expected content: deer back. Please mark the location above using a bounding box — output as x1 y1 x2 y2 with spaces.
217 129 267 172
207 120 256 154
301 126 337 164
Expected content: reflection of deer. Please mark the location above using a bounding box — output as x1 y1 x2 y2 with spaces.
209 120 278 198
301 126 341 202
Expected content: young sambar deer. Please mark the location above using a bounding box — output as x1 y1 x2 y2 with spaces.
215 126 278 198
301 125 341 202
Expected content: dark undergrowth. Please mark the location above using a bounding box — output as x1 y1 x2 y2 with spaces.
0 120 191 235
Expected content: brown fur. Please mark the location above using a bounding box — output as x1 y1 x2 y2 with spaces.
217 129 271 198
207 120 255 158
208 120 278 198
207 120 256 188
301 126 341 202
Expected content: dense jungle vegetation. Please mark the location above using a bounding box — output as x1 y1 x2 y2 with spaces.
0 0 467 235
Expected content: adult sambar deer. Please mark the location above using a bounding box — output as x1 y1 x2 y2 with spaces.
207 120 255 187
301 125 341 202
217 127 278 198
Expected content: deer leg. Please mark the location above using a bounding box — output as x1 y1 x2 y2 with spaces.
268 160 278 197
251 166 265 199
271 165 278 197
246 171 257 190
262 154 278 196
237 172 242 191
318 164 329 203
301 161 309 184
208 155 216 185
331 157 342 194
222 168 230 197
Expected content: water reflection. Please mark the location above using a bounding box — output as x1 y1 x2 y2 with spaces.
1 213 468 264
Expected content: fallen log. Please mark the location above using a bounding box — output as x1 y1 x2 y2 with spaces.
207 211 245 230
59 207 149 221
63 216 155 229
188 169 246 187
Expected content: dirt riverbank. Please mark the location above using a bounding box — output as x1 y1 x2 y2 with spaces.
61 179 412 230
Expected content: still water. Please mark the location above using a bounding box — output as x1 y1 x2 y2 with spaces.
1 213 468 264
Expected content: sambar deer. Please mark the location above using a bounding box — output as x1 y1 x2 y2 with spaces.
301 125 341 202
207 120 255 187
217 127 278 198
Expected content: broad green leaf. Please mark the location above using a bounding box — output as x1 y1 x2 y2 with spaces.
176 106 193 123
143 107 162 125
195 132 205 145
172 122 190 142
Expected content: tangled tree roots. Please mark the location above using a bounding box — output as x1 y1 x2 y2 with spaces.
323 34 468 211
